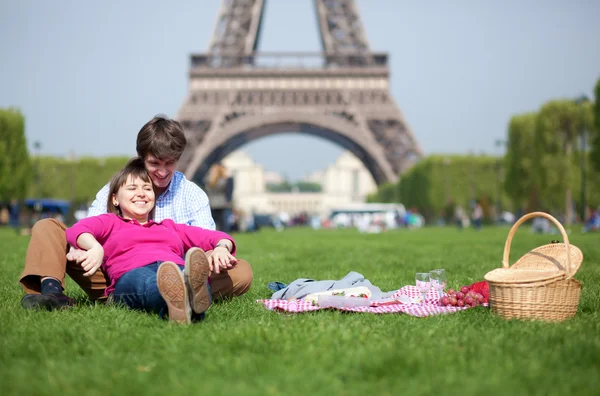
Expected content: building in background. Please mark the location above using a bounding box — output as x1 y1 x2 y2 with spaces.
221 150 377 218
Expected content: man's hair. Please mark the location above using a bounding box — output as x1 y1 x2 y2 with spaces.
136 115 187 161
107 157 153 216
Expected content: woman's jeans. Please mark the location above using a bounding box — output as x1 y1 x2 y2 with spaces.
113 261 179 318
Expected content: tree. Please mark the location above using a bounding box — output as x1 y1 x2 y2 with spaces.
27 156 130 204
533 100 585 224
371 155 502 222
0 108 32 201
294 181 322 192
504 113 537 211
265 180 293 193
591 78 600 172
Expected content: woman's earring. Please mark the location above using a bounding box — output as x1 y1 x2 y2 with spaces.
113 201 119 207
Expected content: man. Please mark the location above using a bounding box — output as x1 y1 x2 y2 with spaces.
19 115 253 310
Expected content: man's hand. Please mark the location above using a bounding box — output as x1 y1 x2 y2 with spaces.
207 247 237 275
78 244 104 277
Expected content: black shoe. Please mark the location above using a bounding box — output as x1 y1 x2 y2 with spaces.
21 293 76 310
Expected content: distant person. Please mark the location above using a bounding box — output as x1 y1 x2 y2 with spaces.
19 115 252 311
583 208 600 233
454 205 467 230
204 163 234 232
9 199 20 234
65 158 237 323
472 202 483 230
1 205 9 225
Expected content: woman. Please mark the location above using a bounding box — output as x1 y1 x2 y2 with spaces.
204 163 234 231
65 158 237 324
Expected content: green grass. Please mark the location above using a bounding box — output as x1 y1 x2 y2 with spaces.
1 225 599 396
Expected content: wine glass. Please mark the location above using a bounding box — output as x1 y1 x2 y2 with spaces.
429 269 447 298
415 272 431 304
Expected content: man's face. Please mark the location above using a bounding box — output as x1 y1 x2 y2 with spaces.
144 154 177 189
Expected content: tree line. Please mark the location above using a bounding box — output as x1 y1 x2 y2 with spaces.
0 108 31 202
370 78 600 223
0 107 131 207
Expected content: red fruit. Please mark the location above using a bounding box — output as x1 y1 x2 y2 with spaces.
469 281 490 302
460 286 470 294
464 296 474 305
457 299 465 307
440 296 450 306
456 292 465 299
474 293 484 302
447 289 456 295
448 296 458 306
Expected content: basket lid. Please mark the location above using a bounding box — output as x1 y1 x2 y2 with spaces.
484 268 566 284
496 212 584 281
511 243 583 275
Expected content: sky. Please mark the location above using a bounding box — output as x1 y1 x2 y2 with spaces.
1 0 599 181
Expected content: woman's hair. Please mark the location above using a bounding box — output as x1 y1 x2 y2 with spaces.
207 164 227 189
106 157 152 215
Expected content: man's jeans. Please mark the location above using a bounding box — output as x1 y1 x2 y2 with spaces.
113 261 178 318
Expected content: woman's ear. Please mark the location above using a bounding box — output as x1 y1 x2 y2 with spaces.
112 194 119 207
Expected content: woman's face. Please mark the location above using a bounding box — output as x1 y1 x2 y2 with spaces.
112 175 155 223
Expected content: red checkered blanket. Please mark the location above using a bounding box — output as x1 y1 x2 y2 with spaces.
258 286 482 317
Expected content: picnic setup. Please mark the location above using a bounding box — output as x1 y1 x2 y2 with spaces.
259 212 583 323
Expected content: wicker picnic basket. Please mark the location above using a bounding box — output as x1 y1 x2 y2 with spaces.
484 212 583 322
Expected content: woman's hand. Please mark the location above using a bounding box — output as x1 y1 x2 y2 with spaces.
66 246 86 262
79 243 104 277
208 246 237 275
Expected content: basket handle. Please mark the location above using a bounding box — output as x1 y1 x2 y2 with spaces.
502 211 573 279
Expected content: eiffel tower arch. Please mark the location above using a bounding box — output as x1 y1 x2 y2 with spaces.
177 0 423 185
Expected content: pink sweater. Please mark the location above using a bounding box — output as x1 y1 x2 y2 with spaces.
65 213 235 295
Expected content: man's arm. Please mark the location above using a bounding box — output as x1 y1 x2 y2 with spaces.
185 183 216 230
86 183 110 217
172 221 236 274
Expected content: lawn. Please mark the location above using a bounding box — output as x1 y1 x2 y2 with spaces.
1 225 599 396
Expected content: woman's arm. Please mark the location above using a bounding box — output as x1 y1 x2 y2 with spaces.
75 233 105 277
170 220 237 274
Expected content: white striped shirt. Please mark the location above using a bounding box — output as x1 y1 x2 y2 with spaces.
87 171 216 230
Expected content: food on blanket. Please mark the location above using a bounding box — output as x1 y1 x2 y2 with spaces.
468 281 489 303
318 294 372 308
304 286 372 305
439 283 488 307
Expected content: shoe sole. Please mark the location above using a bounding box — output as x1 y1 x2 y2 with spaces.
157 262 191 324
21 294 58 310
21 294 75 311
184 248 211 314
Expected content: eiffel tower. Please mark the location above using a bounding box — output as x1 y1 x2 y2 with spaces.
177 0 423 185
